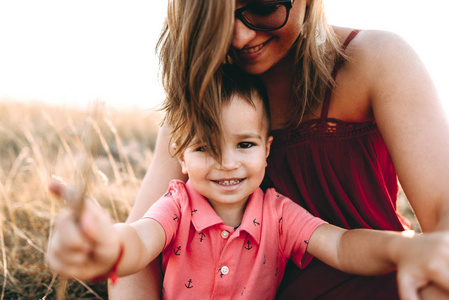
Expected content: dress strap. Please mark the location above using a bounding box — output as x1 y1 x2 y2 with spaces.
320 29 361 119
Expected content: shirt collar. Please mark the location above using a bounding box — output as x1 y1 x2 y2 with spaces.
186 181 225 232
236 187 263 244
185 181 263 244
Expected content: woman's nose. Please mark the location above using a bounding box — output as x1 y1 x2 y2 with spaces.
231 18 257 50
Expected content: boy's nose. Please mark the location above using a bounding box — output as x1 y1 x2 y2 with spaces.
218 151 241 170
231 18 257 50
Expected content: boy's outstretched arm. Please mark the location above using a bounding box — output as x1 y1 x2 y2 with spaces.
47 182 165 281
307 224 449 300
114 219 166 276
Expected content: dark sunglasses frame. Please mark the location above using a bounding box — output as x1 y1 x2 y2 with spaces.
235 0 293 32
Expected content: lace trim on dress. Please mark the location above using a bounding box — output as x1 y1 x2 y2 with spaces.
271 118 378 148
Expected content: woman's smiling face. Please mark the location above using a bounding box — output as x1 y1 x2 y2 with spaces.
231 0 308 75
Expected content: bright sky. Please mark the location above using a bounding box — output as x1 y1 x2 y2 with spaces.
1 0 448 113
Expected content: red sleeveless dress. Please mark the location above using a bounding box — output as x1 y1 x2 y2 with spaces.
266 30 410 299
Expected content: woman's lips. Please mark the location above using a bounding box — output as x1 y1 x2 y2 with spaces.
238 38 272 57
242 43 265 54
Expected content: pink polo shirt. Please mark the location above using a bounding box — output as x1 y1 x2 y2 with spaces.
143 180 326 299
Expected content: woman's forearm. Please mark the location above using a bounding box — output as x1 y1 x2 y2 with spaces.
109 124 186 300
127 124 187 223
108 264 163 299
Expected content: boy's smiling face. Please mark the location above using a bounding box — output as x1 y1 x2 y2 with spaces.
178 94 273 213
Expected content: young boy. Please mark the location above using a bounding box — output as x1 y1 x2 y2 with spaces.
47 66 449 300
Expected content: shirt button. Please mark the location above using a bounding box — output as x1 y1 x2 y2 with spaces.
221 230 230 239
221 266 229 275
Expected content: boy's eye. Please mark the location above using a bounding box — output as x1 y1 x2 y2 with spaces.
195 145 208 152
238 142 255 149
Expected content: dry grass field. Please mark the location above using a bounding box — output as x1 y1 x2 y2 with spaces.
0 102 160 299
0 101 419 299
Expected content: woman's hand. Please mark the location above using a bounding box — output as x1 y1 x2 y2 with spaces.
47 180 121 281
394 231 449 300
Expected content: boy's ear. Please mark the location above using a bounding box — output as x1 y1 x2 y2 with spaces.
265 136 273 159
172 143 188 175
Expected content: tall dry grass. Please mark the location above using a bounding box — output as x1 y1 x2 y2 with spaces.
0 101 420 299
0 102 160 299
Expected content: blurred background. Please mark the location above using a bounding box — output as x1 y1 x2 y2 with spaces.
1 0 448 113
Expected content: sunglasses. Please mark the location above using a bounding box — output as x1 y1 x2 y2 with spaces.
235 0 293 32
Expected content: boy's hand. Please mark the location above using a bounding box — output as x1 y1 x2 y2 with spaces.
47 180 121 281
395 231 449 300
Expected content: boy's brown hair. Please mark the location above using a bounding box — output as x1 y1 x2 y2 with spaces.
166 64 271 162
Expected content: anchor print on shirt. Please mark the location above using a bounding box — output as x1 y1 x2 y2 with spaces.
244 240 253 250
174 246 181 256
173 214 179 223
253 218 260 226
185 279 193 289
163 190 172 197
191 209 198 216
199 232 206 242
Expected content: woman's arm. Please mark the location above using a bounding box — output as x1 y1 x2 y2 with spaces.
307 224 449 300
127 123 187 222
342 30 449 298
109 122 187 299
362 30 449 231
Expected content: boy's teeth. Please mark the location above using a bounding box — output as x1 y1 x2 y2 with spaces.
218 179 241 185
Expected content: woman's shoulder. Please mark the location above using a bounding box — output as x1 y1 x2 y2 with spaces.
327 27 420 121
334 27 408 53
333 27 416 71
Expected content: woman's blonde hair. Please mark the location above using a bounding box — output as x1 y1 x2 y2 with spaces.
157 0 234 160
157 0 343 157
290 0 344 126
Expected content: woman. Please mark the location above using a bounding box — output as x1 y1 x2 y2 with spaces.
109 0 449 299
